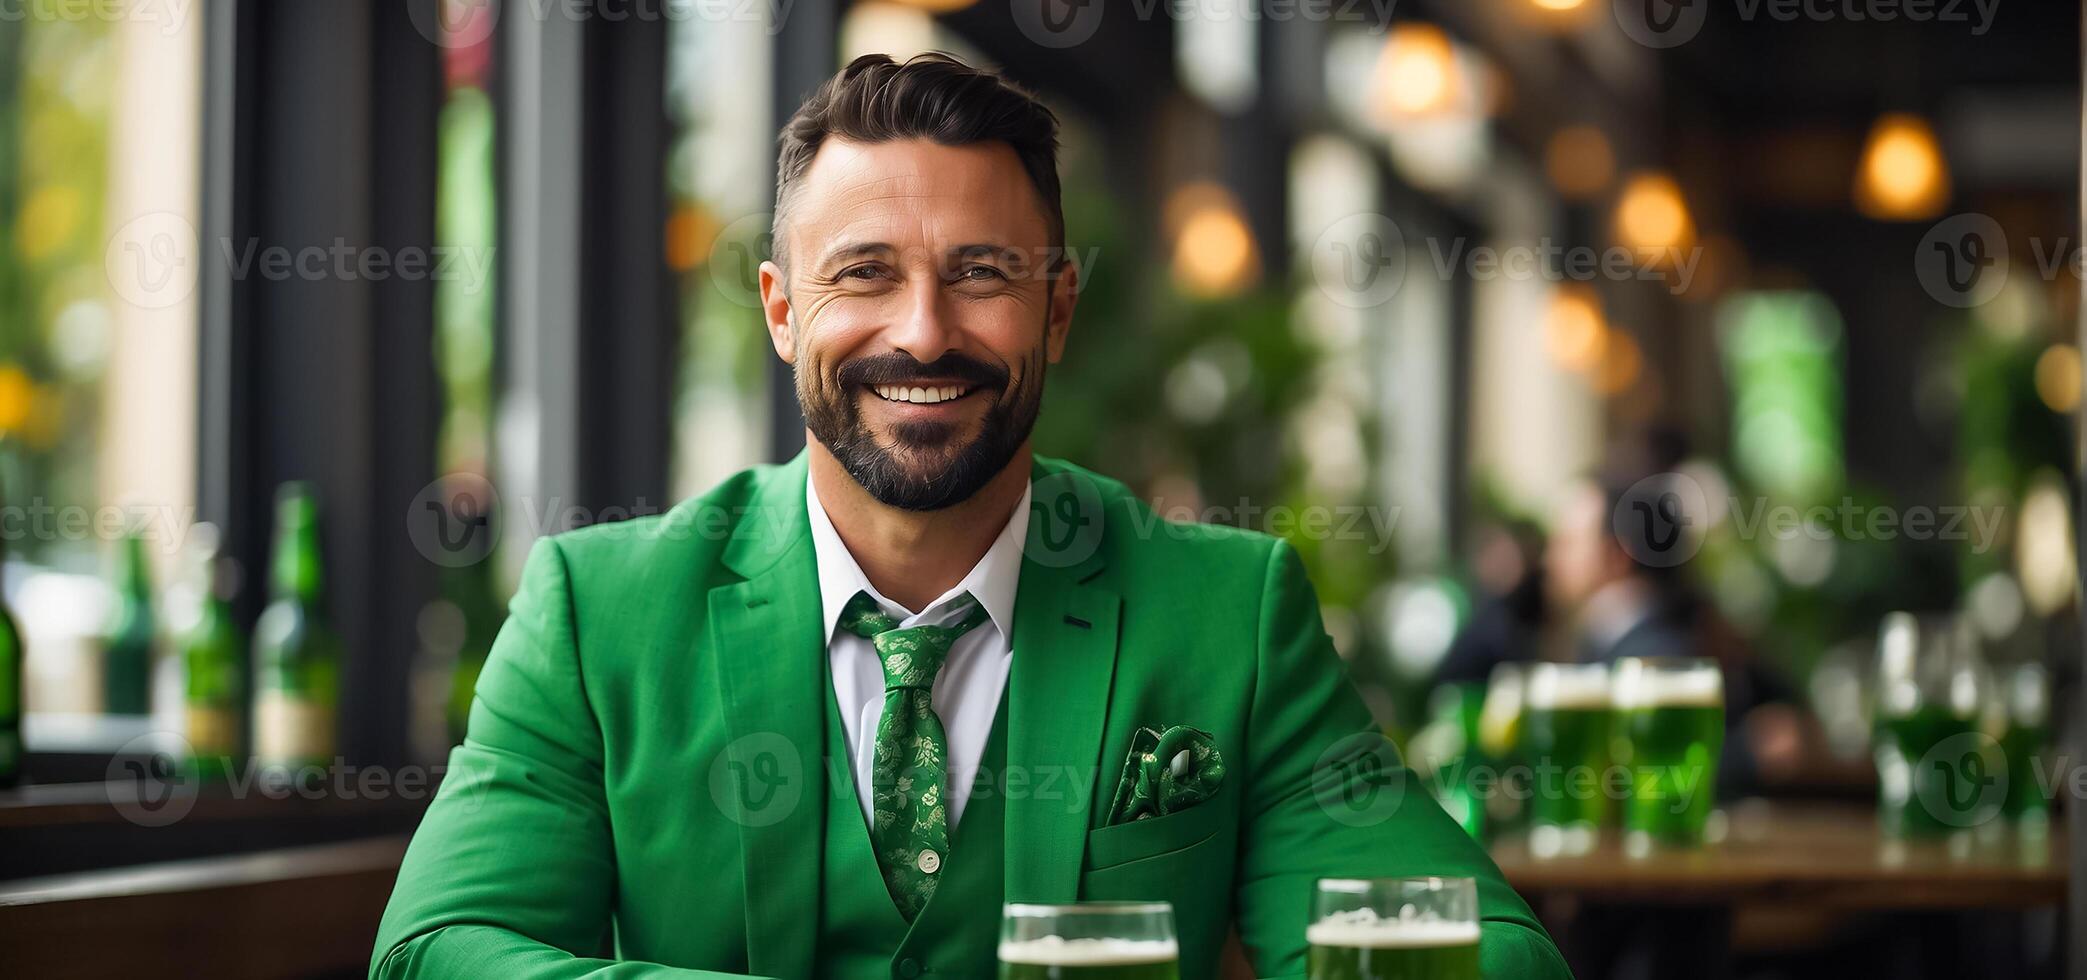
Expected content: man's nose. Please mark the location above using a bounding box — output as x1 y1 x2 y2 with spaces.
883 275 960 364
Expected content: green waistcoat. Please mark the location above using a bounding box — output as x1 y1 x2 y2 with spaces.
816 684 1009 980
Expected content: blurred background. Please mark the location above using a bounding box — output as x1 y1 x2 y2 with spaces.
0 0 2082 977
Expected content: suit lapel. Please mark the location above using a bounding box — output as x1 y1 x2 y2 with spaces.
708 454 825 980
1004 462 1122 903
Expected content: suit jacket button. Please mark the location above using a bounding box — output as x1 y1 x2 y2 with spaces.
897 957 922 978
916 849 941 874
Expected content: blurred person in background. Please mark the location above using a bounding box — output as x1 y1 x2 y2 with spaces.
1543 442 1816 797
1436 518 1549 688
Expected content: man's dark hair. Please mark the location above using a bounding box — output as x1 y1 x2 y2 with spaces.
772 52 1064 270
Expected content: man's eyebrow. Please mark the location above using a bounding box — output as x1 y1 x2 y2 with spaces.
947 243 1020 262
814 241 895 268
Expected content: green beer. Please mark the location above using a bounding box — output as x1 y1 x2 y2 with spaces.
1520 663 1611 847
103 531 156 715
1873 613 1995 836
1873 704 1979 836
1310 878 1479 980
999 902 1177 980
253 484 341 780
2001 663 2050 825
1613 658 1724 847
1305 919 1482 980
996 940 1180 979
181 527 245 780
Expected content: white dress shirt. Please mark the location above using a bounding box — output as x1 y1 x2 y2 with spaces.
807 472 1030 830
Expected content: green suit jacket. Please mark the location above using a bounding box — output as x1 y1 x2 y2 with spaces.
372 453 1569 978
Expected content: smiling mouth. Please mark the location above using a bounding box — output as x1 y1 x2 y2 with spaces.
867 383 977 405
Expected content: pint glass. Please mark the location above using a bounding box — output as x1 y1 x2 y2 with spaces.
1306 877 1481 980
1612 657 1724 848
998 902 1179 979
1520 661 1613 852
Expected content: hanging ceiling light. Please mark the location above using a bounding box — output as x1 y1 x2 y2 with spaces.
1371 24 1461 119
1614 171 1696 255
1166 181 1260 298
1854 113 1950 221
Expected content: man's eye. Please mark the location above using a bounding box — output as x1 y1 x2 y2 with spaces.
838 265 888 281
957 265 1006 283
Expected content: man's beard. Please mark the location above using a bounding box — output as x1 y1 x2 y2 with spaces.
799 345 1044 511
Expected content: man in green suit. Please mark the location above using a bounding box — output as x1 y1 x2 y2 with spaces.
374 53 1568 979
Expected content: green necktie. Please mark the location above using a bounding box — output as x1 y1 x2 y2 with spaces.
837 590 990 921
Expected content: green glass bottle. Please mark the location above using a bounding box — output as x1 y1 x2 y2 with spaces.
0 515 22 789
103 531 155 715
182 529 245 780
252 484 340 779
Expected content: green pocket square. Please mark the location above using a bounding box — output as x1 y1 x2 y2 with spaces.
1106 725 1225 825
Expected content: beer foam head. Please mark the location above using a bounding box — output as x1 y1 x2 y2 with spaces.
996 937 1179 965
1524 664 1611 709
1612 661 1723 709
1306 909 1482 949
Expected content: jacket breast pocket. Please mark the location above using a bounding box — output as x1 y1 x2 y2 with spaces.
1082 794 1228 873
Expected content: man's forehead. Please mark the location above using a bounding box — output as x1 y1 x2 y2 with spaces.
792 137 1049 250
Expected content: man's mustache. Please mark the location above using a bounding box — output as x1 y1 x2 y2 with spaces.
835 352 1009 390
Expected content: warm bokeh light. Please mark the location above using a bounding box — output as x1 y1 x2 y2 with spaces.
0 364 34 433
884 0 980 10
663 204 718 273
1545 125 1614 200
2018 471 2078 617
1854 113 1949 221
1595 327 1643 395
1166 182 1260 298
1372 24 1459 118
1544 287 1607 373
1614 171 1696 254
2035 343 2082 413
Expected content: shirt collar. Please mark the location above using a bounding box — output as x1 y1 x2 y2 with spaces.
806 469 1029 645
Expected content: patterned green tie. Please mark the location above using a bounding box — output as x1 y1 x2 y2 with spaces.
837 590 989 921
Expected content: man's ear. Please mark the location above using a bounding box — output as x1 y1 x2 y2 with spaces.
1044 256 1079 365
759 260 795 364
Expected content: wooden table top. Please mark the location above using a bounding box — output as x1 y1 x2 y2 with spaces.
1489 799 2068 909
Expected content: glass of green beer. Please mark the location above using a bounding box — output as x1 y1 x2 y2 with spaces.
1307 877 1481 980
2001 662 2050 827
1520 662 1613 856
998 902 1178 979
1873 613 1996 836
1612 657 1724 850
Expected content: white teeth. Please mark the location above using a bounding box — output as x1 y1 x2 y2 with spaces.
871 384 970 404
